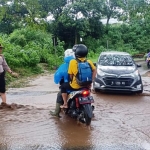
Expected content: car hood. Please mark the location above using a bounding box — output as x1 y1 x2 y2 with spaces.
99 65 136 75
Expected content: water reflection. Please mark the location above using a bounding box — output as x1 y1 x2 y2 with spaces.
0 104 92 150
1 89 150 149
57 116 92 149
8 91 58 97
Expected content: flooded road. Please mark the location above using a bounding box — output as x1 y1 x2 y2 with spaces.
1 63 150 150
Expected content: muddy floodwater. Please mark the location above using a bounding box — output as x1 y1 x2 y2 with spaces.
1 67 150 149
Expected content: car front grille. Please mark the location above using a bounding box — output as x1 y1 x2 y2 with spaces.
103 77 134 86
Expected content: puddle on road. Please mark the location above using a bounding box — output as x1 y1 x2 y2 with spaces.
0 94 150 150
0 103 93 150
8 91 58 96
1 72 150 150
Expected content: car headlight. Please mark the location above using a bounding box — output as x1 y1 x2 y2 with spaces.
133 69 139 76
97 69 106 76
130 69 140 79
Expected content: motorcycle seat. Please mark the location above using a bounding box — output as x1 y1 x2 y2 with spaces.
67 87 90 94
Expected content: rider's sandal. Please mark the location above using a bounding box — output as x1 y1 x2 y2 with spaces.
60 104 68 109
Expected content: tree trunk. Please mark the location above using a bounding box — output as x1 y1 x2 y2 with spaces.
75 30 78 44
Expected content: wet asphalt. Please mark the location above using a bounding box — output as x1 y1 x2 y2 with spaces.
0 60 150 150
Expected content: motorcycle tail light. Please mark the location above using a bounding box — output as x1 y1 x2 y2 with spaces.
82 90 90 97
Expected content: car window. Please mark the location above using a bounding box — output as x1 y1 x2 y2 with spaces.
98 54 134 66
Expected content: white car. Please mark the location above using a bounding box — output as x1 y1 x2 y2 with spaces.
93 51 143 94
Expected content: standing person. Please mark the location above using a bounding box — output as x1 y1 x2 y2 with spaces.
60 44 97 109
0 44 18 105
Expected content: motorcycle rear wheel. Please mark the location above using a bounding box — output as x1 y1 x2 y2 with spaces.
84 110 92 126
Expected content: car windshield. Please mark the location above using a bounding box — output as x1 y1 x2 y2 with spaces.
99 54 134 66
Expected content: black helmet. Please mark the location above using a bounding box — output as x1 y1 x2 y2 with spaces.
73 44 88 58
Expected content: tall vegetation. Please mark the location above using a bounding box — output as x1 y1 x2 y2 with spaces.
0 0 149 74
0 27 64 69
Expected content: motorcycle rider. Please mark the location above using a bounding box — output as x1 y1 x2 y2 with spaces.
146 49 150 58
146 49 150 68
60 44 97 109
50 49 75 118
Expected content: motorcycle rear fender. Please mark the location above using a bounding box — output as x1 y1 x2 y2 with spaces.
83 104 93 118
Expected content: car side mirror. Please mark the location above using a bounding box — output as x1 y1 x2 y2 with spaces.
93 62 97 67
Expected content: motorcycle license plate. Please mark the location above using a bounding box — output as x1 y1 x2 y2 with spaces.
78 96 94 104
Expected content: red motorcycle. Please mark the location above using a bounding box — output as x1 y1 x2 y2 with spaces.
64 88 94 126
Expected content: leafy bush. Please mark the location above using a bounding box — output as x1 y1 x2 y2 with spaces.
47 54 63 69
2 27 65 68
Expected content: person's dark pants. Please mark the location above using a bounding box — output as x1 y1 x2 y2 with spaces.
57 82 77 104
56 91 64 104
0 71 6 93
60 82 77 93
